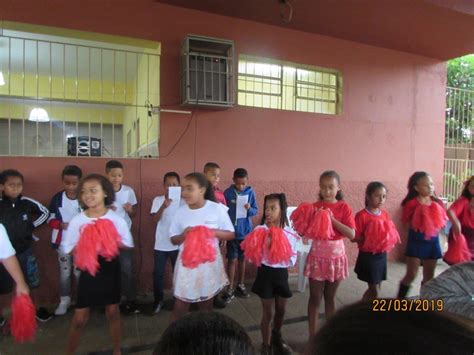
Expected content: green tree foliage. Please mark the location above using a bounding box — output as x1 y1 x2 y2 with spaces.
446 55 474 145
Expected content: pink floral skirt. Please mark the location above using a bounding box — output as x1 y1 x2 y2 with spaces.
304 239 348 282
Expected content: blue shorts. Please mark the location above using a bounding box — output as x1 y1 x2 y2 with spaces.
226 239 245 261
16 248 40 289
405 229 442 260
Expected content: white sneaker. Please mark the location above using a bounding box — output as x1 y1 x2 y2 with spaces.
54 296 71 316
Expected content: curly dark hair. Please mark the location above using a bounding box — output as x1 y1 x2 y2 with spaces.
78 173 115 209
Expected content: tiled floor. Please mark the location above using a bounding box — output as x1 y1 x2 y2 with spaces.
0 261 449 355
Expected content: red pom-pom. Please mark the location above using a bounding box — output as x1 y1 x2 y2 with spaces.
95 219 121 260
362 220 400 253
267 227 294 264
181 226 216 269
74 224 100 276
241 228 269 266
306 209 335 240
443 232 471 265
411 202 447 239
74 219 121 276
10 294 37 343
290 203 315 236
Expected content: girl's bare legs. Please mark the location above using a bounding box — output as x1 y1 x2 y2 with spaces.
362 283 380 302
105 304 121 355
171 299 190 322
398 257 421 298
197 298 214 311
260 298 274 346
67 308 90 355
421 259 437 285
323 280 341 319
307 280 325 336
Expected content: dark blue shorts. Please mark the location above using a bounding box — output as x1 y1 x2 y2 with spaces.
226 239 245 261
355 251 387 284
405 229 442 260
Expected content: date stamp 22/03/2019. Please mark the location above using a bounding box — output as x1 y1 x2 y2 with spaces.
372 299 444 312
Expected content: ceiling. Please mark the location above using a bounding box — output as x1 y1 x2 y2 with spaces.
156 0 474 60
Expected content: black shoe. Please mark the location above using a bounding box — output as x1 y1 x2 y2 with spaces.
271 329 292 355
0 316 5 327
213 295 227 309
222 289 235 304
261 343 273 355
36 307 53 322
121 302 140 315
235 284 250 298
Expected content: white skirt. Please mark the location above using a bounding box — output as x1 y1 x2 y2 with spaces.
173 246 229 303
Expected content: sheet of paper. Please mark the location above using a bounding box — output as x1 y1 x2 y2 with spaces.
236 194 249 219
167 186 182 214
59 206 78 223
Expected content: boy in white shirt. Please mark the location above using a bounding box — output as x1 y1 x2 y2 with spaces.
106 160 139 314
150 172 184 314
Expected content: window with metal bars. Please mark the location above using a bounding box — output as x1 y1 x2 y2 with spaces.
237 56 342 114
0 25 160 158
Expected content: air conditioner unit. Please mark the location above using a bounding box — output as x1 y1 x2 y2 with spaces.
67 136 102 157
181 35 235 108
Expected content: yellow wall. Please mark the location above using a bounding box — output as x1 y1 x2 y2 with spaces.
122 52 160 156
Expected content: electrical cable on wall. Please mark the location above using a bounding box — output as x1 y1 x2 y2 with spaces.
279 0 293 23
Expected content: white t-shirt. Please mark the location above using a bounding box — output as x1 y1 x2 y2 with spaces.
62 210 134 254
150 195 185 251
258 225 299 268
168 200 235 251
49 192 82 253
0 224 15 260
113 185 137 229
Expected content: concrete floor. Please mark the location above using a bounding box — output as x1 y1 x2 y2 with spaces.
0 261 449 355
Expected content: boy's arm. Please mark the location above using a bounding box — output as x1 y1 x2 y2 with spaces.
125 188 138 217
48 194 62 230
247 190 259 217
28 197 49 228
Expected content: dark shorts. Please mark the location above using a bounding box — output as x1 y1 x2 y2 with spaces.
252 264 292 299
405 229 442 260
355 251 387 284
226 239 245 261
0 264 14 295
16 248 40 289
76 256 121 308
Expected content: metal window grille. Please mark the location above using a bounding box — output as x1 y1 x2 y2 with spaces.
0 31 160 158
237 57 341 114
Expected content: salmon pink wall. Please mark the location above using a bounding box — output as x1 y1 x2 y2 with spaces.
1 2 447 303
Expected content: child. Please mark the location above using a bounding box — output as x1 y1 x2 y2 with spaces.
304 170 355 335
203 162 226 205
169 172 235 321
222 168 258 303
150 172 184 314
354 182 400 301
447 175 474 261
48 165 83 315
251 193 298 355
397 171 447 299
105 160 139 314
63 174 134 355
0 169 51 322
0 223 30 326
203 162 228 309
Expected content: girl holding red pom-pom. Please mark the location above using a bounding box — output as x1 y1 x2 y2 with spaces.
447 176 474 262
63 174 134 355
169 173 235 321
354 182 400 301
397 172 447 299
249 193 298 355
305 171 356 336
